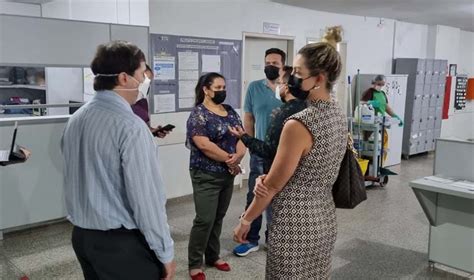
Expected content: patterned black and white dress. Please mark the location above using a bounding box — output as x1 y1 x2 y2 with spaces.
266 99 347 279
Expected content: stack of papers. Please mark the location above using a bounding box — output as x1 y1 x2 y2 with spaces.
450 181 474 191
424 176 454 184
423 176 474 192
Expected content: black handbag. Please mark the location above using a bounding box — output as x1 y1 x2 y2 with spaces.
332 135 367 209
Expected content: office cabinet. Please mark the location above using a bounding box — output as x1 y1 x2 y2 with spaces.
395 58 448 158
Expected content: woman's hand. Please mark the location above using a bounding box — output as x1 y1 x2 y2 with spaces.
254 175 270 198
228 165 242 176
226 153 243 168
233 222 250 244
19 147 31 159
228 126 246 139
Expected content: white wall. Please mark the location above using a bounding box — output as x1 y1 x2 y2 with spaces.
45 68 84 116
0 1 40 17
151 1 395 76
428 25 474 140
459 30 474 76
41 0 148 26
393 21 429 59
434 25 461 68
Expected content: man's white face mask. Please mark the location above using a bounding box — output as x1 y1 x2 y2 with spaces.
137 76 151 101
275 85 281 100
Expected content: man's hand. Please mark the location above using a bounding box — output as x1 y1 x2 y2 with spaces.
228 126 246 139
162 260 176 280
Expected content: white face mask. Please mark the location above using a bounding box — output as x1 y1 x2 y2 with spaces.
275 85 281 100
137 76 151 101
374 85 383 91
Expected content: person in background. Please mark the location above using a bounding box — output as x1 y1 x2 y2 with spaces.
361 74 404 162
131 64 170 138
228 66 307 175
61 41 175 280
233 27 347 279
186 73 246 280
234 48 285 257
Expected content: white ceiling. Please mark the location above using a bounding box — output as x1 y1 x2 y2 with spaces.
6 0 53 5
272 0 474 32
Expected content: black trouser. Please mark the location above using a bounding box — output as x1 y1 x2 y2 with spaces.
72 226 163 280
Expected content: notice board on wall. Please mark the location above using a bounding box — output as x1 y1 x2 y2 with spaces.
150 34 242 114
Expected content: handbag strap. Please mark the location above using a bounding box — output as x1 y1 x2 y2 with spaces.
347 133 358 157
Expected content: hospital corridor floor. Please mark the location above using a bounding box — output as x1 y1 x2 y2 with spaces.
1 153 472 279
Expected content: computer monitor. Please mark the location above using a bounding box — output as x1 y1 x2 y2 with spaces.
69 100 83 115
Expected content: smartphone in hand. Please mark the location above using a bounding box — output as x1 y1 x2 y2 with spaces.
153 124 175 137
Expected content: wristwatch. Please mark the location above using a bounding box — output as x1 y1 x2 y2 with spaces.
239 212 251 226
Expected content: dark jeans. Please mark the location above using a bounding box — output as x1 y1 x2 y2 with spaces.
188 169 234 269
245 154 272 244
72 226 163 280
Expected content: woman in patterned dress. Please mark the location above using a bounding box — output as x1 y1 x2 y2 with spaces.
233 27 347 279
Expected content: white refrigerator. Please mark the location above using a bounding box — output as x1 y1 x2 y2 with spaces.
352 74 408 167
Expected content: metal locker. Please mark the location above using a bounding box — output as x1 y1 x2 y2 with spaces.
435 106 442 118
412 106 421 121
424 73 432 84
423 83 431 95
415 84 424 95
435 116 442 129
421 107 429 119
433 60 442 73
429 94 437 107
419 118 428 130
422 94 430 108
437 83 445 95
413 94 423 110
436 94 444 107
417 131 427 153
425 137 434 151
416 73 425 84
410 132 419 155
427 116 436 129
425 59 434 72
429 107 436 116
417 59 426 71
411 117 421 131
440 60 448 75
435 129 441 139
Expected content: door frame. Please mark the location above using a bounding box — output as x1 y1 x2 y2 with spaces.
239 32 295 186
241 32 295 109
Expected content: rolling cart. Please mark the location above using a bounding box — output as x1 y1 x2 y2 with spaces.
352 70 397 187
353 117 393 187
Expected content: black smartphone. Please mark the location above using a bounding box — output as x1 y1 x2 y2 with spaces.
153 124 175 136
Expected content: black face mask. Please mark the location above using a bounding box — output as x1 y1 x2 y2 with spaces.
264 65 280 80
288 75 311 100
211 90 227 104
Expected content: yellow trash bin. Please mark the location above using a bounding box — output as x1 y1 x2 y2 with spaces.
357 158 369 176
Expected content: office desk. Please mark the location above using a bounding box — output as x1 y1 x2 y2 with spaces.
410 178 474 273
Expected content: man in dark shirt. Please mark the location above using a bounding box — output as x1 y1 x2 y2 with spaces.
229 66 307 173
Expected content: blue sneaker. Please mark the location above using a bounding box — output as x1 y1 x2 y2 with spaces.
233 242 259 257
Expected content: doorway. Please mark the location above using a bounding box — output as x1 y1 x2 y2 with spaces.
240 32 295 184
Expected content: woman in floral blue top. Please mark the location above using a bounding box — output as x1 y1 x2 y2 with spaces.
186 72 246 280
